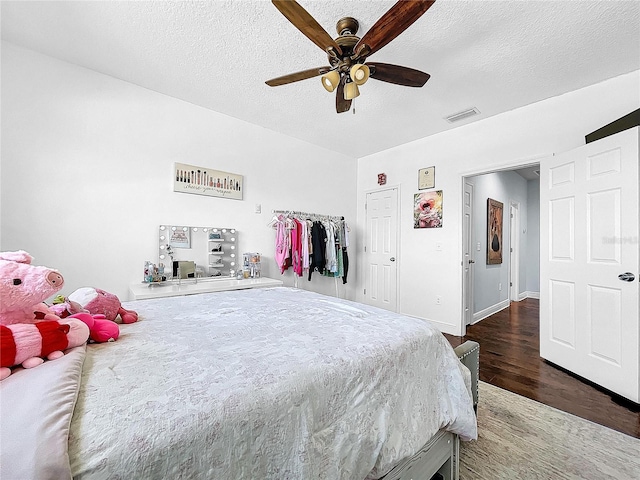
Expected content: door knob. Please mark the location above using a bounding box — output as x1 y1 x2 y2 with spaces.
468 260 475 264
390 257 396 262
618 272 635 282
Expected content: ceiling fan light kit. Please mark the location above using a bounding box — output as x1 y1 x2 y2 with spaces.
321 70 341 92
344 82 360 100
266 0 436 113
350 64 370 86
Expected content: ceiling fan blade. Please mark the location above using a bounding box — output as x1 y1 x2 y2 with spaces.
368 62 430 87
354 0 436 58
336 76 352 113
266 66 332 87
272 0 342 55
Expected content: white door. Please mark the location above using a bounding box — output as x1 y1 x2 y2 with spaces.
364 188 399 311
540 126 639 403
463 182 475 326
509 203 520 301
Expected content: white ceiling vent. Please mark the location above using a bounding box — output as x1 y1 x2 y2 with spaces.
444 107 480 123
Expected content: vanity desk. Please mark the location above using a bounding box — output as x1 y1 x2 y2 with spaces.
129 277 283 301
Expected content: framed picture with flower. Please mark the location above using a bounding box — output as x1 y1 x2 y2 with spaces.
414 191 443 228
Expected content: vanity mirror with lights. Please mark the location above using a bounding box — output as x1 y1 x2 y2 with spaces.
129 225 283 300
158 225 237 279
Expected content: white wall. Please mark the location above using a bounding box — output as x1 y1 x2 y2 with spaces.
356 70 640 335
1 43 358 301
467 170 528 316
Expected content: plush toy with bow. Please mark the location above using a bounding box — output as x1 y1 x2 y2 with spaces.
50 296 121 343
67 287 138 324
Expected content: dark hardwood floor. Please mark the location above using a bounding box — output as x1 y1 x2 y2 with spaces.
445 298 640 438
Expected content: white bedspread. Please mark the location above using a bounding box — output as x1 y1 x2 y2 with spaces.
69 287 476 479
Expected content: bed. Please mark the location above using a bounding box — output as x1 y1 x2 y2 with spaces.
0 286 478 480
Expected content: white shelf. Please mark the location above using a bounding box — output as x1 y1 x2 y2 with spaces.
129 277 283 301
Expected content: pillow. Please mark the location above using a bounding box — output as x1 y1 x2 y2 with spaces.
0 346 86 480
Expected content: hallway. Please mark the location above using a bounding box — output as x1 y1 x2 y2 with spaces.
445 298 639 438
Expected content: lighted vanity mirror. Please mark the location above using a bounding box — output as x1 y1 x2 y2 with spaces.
158 225 237 281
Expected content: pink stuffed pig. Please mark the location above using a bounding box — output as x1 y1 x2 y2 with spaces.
68 287 138 324
0 250 64 326
0 316 90 380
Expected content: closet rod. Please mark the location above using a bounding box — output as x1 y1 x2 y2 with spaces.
272 209 344 222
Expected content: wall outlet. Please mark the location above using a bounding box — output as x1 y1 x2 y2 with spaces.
436 295 442 305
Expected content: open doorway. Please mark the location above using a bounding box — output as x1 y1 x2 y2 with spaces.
461 163 540 334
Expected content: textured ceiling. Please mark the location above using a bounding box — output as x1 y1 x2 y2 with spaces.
2 0 639 158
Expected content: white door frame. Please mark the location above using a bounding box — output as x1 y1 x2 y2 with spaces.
460 155 547 336
463 182 475 326
509 201 520 302
363 185 401 312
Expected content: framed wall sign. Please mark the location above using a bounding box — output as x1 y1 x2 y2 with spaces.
418 166 435 190
174 162 243 200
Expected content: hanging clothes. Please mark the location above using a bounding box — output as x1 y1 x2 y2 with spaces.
291 218 303 277
301 219 310 273
342 220 350 284
324 220 337 274
272 211 349 283
308 221 327 280
274 215 287 272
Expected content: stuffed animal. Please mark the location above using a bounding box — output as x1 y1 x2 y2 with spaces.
68 287 138 324
69 312 120 343
0 318 90 380
50 296 121 343
0 250 65 325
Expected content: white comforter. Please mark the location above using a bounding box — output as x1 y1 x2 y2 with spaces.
63 287 474 479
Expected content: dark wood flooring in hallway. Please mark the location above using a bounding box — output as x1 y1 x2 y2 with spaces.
445 298 640 438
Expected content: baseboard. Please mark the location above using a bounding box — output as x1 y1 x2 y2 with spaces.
404 313 462 336
472 299 510 324
519 291 540 300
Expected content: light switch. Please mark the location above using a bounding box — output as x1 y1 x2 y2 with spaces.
255 204 262 214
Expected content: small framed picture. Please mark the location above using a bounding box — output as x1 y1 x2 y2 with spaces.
169 226 191 249
418 166 435 190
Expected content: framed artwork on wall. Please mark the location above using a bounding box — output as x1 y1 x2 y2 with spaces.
174 162 243 200
487 198 503 264
414 190 443 228
418 166 435 190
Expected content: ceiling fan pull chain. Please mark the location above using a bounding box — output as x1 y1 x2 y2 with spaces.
352 99 356 115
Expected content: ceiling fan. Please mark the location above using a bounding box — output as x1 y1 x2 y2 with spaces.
265 0 435 113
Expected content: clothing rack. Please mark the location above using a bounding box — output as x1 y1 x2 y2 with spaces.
271 210 347 297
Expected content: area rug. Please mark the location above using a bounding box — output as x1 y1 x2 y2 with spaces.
459 382 640 479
